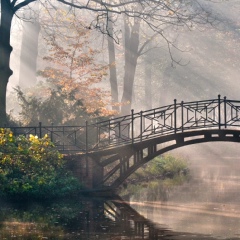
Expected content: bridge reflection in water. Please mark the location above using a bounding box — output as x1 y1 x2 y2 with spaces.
1 195 228 239
73 195 230 239
6 95 240 190
1 194 239 239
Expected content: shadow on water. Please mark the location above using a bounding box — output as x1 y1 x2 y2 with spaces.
0 195 237 240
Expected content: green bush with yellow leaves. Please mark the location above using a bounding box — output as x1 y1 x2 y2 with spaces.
0 128 80 200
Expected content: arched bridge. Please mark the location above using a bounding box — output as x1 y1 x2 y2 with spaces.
9 95 240 190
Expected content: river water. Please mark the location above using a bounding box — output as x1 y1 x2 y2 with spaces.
1 143 240 239
129 142 240 240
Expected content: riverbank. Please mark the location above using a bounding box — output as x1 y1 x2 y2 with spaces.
118 154 190 200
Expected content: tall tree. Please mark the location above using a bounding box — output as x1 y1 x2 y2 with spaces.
144 45 153 110
0 0 16 125
121 15 141 116
0 0 216 125
107 12 119 112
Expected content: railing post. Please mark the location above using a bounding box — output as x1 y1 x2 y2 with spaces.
13 127 16 137
174 99 177 133
181 101 184 132
140 111 143 141
85 121 88 154
218 94 221 129
62 126 65 152
51 122 53 142
108 120 111 144
39 122 42 138
131 109 134 144
224 96 227 128
195 102 198 126
118 121 121 140
96 123 99 145
85 121 89 176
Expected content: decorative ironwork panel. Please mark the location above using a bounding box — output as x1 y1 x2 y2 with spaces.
5 95 240 153
225 100 240 127
9 124 87 153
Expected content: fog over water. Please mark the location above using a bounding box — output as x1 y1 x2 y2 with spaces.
130 142 240 239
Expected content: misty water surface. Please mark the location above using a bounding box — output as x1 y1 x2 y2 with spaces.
1 142 240 239
129 142 240 239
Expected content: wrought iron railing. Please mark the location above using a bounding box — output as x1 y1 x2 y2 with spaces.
4 95 240 153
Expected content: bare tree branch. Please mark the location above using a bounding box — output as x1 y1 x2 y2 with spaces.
11 0 18 7
13 0 37 12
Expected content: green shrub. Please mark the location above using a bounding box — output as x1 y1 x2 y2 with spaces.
0 128 80 200
147 154 189 178
120 154 190 199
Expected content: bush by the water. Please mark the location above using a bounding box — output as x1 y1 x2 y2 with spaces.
126 154 189 184
0 128 80 200
120 154 190 201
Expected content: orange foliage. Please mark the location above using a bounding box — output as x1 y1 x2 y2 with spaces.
38 10 117 118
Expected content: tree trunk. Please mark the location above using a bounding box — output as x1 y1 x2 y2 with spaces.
19 14 40 88
0 0 14 125
144 51 153 110
107 13 119 112
120 17 140 116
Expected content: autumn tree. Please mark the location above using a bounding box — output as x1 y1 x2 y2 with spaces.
1 0 217 125
16 11 114 125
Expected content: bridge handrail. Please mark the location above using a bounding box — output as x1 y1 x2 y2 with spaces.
4 95 240 153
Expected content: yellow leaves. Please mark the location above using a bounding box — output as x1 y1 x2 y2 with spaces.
29 134 38 142
29 134 33 139
18 146 23 151
0 128 5 134
0 127 74 199
0 128 14 146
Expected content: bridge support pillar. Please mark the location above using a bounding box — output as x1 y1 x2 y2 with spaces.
91 157 104 188
64 154 103 189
